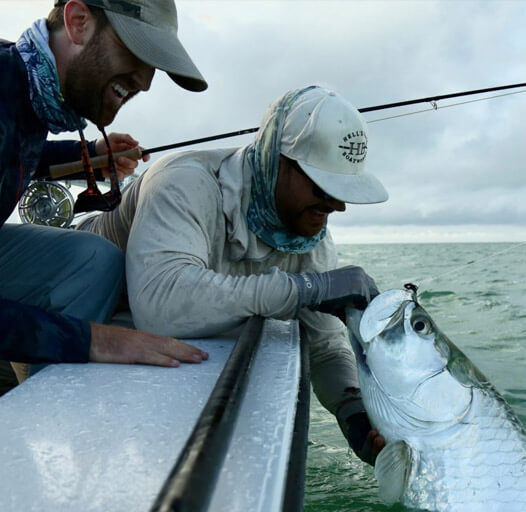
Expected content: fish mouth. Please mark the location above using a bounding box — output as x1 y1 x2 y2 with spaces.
360 288 415 343
346 290 414 373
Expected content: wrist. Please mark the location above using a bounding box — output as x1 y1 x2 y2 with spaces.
337 408 371 458
89 139 99 158
336 395 366 422
288 271 325 311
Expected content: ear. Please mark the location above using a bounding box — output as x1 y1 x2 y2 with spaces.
63 0 96 46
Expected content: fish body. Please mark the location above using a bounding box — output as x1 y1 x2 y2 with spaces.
347 287 526 512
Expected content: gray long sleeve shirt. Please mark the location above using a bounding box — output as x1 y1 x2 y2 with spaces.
79 147 359 413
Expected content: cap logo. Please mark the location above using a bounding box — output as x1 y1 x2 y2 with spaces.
339 131 367 164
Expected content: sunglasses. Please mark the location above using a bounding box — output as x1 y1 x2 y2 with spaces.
286 157 336 202
74 128 122 214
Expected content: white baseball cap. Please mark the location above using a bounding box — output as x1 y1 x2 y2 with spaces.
280 87 388 204
55 0 207 92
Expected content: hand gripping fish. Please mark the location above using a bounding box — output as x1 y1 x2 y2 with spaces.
346 284 526 512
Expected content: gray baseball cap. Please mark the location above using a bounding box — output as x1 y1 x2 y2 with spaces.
54 0 207 92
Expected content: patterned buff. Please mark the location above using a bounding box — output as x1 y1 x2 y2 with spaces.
246 86 326 254
16 19 87 134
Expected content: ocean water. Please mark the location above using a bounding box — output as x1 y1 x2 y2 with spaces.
304 242 526 512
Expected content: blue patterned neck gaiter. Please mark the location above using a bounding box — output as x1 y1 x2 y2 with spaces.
246 86 327 254
16 19 87 134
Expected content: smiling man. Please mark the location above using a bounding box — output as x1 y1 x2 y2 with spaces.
49 0 207 125
78 86 388 464
0 0 209 393
49 2 156 128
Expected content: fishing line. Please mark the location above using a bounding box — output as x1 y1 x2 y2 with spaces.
368 89 526 124
406 240 526 289
368 87 526 289
391 89 526 289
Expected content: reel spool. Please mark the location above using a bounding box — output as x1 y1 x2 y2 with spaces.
18 181 75 228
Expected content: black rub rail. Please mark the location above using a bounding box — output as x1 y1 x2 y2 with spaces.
150 317 310 512
150 317 265 512
281 325 311 512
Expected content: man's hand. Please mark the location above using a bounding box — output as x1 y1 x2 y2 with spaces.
336 391 385 466
89 323 209 367
290 265 379 317
355 428 386 466
94 132 151 180
339 409 385 466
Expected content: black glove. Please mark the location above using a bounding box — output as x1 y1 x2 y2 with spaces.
336 398 379 466
289 265 379 316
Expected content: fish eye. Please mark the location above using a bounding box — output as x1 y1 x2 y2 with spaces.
411 315 432 335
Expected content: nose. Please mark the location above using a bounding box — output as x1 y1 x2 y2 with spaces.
134 62 155 92
328 198 346 212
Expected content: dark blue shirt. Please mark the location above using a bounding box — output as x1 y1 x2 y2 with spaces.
0 39 91 363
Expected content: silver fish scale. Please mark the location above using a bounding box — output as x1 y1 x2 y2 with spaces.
401 385 526 512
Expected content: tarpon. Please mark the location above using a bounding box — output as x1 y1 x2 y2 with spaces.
346 285 526 512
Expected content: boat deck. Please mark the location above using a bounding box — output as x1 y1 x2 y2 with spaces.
0 318 305 512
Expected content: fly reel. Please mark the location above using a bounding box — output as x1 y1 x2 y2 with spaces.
18 181 75 228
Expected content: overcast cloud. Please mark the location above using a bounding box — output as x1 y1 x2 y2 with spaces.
2 0 526 243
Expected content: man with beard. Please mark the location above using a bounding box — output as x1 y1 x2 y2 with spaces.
78 86 387 464
0 0 210 394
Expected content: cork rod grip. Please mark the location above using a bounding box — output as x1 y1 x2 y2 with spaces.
49 147 143 179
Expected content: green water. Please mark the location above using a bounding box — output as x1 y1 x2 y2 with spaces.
304 242 526 512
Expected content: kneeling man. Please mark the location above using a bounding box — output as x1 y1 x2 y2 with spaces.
79 86 388 463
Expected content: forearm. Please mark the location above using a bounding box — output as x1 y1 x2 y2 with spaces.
128 262 299 338
300 310 359 415
0 298 91 363
300 313 383 464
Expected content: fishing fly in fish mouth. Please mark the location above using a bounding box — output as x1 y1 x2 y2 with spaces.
346 284 526 512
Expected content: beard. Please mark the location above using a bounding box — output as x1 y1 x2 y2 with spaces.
62 29 117 128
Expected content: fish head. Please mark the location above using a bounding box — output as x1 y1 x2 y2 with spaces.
352 286 476 438
358 287 448 400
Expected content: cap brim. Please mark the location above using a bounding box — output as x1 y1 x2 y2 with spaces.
106 12 208 92
298 160 389 204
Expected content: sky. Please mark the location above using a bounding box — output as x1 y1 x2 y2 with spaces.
3 0 526 243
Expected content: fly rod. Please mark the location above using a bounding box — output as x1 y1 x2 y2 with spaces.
49 81 526 179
